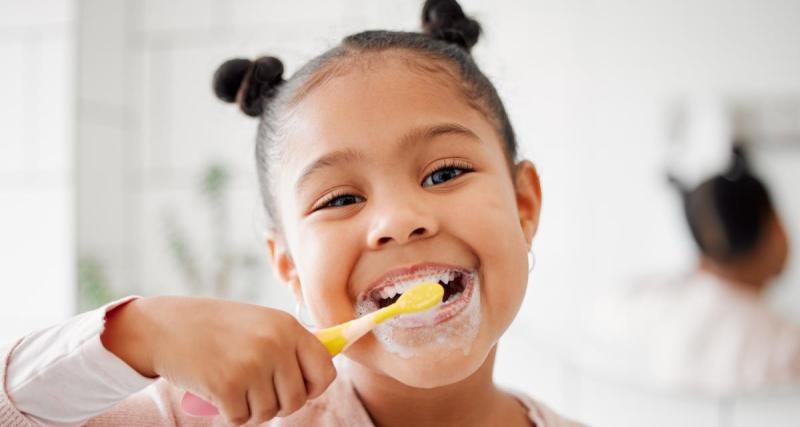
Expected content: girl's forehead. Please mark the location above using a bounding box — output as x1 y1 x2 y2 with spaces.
283 59 486 163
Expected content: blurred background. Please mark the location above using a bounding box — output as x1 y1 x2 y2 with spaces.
1 0 799 425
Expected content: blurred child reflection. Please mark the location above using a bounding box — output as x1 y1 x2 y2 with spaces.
586 145 799 396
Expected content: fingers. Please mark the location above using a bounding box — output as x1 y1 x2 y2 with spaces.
297 334 337 400
215 388 250 427
274 354 308 418
246 377 279 425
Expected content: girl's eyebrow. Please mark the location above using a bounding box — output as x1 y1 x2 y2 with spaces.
295 148 364 192
295 122 481 192
398 122 481 149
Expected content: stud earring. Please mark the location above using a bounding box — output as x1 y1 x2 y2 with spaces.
527 249 536 273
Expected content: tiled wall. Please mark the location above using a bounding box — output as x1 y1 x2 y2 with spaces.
0 0 75 340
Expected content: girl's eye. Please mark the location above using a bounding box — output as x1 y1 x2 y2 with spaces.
422 162 473 188
314 193 365 211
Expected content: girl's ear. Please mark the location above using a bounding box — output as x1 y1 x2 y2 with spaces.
513 160 542 247
265 230 303 302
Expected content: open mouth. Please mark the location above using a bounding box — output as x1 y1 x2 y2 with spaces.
370 269 469 308
358 265 476 327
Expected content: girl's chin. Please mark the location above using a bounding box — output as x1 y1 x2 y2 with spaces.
346 322 494 389
378 344 491 388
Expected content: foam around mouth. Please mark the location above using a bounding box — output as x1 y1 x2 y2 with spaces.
354 270 481 358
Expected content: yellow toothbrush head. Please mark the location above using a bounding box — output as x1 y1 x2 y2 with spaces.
393 281 444 314
316 282 445 356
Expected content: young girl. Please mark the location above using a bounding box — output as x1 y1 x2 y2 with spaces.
1 1 579 425
584 146 798 396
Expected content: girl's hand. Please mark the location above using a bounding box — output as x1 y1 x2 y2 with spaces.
101 296 337 426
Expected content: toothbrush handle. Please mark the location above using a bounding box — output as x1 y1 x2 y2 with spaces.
315 312 381 356
180 310 388 416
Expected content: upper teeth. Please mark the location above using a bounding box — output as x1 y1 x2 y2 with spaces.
377 270 457 300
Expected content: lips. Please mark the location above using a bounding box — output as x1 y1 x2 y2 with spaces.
356 263 477 328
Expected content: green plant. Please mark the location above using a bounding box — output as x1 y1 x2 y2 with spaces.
162 162 262 299
77 256 116 311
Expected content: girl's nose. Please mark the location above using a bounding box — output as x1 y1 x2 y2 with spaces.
366 202 439 249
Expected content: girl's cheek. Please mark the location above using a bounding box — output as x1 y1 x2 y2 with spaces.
473 183 529 297
460 183 517 232
299 224 361 324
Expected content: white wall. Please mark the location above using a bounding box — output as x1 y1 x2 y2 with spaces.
0 0 75 342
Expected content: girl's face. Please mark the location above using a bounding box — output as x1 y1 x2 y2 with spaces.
267 53 541 388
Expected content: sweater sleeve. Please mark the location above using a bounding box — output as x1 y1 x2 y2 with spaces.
1 297 157 427
1 339 38 427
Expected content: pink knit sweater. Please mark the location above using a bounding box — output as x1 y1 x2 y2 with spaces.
1 338 580 427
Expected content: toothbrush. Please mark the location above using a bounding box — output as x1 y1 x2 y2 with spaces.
181 282 444 416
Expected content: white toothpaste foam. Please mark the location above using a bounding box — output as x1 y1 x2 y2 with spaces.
355 274 481 359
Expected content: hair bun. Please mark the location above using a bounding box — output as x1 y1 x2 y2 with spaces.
212 56 285 117
251 56 284 87
422 0 481 52
212 58 252 103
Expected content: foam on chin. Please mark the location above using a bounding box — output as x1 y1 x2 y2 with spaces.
354 276 481 359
